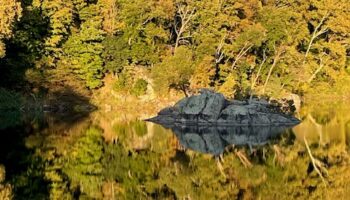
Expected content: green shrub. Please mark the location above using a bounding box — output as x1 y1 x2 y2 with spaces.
113 73 130 93
131 79 148 97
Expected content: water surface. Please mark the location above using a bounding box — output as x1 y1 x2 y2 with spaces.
0 102 349 199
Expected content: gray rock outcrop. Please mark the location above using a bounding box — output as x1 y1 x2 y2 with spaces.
147 90 300 126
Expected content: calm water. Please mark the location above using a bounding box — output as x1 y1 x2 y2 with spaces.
0 102 350 199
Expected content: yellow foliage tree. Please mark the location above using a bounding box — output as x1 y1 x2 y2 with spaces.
190 55 216 91
0 0 22 58
218 74 237 99
100 0 119 35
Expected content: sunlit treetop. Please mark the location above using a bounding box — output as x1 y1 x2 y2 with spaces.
0 0 22 58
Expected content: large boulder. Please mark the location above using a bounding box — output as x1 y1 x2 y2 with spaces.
147 90 300 126
176 90 226 119
201 91 226 120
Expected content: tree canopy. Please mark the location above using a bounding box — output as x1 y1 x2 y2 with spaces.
0 0 349 97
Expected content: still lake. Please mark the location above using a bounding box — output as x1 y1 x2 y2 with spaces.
0 101 349 199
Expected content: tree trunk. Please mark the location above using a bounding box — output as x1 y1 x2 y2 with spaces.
308 56 324 83
249 50 266 103
303 14 328 62
173 5 195 53
182 88 188 97
231 43 253 70
262 48 283 94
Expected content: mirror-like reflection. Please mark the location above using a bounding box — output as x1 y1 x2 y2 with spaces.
293 102 350 147
1 101 350 199
161 124 292 155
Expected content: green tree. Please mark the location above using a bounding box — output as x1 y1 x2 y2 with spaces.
131 78 148 97
152 46 194 96
63 2 106 89
36 0 74 67
190 55 216 90
102 36 129 74
257 6 306 95
300 0 350 84
101 0 173 73
0 0 22 58
0 0 49 86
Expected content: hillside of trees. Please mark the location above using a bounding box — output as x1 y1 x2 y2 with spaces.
1 1 350 198
0 0 349 99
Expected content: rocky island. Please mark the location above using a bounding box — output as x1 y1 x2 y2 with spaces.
147 90 300 126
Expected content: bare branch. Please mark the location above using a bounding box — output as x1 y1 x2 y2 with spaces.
263 46 285 94
315 28 328 38
308 53 326 83
231 43 253 70
216 157 226 178
304 13 329 60
215 35 226 63
174 22 180 35
249 49 267 103
178 35 193 40
174 5 196 51
142 17 152 25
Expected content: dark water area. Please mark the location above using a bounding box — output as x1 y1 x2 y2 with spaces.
0 102 350 199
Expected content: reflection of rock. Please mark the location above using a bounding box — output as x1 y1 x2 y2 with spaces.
147 90 300 154
183 133 206 153
147 90 300 126
163 124 292 155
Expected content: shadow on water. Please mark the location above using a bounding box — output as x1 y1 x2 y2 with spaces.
0 86 96 130
0 86 95 199
43 87 96 127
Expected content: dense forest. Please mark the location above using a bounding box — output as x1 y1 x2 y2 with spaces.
0 0 349 99
1 0 350 199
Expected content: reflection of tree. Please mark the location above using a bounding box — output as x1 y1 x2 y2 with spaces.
6 105 350 199
43 149 72 200
346 121 350 147
308 114 324 145
63 127 104 199
102 143 159 199
295 103 350 148
310 109 335 125
0 165 12 199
